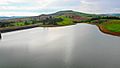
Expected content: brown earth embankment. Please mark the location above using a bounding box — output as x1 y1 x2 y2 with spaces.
98 25 120 36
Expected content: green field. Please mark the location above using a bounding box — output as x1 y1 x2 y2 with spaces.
102 20 120 32
56 16 74 26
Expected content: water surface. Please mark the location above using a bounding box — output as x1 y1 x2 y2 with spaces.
0 23 120 68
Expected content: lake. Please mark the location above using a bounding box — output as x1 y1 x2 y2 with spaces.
0 23 120 68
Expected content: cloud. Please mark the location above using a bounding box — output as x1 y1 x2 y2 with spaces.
0 0 120 16
76 0 120 14
0 12 40 16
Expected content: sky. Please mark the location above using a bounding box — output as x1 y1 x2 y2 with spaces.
0 0 120 16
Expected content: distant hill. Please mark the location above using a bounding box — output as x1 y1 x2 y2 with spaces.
100 14 120 17
0 16 27 20
0 10 105 22
108 14 120 16
50 10 97 18
0 17 11 20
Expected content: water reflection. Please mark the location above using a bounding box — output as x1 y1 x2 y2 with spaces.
0 23 120 68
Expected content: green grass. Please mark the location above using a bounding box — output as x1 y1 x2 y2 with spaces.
13 22 25 26
56 16 74 26
13 21 33 27
102 20 120 32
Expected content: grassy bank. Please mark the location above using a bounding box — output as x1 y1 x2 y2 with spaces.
101 20 120 32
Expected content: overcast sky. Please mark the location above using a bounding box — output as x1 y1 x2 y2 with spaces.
0 0 120 16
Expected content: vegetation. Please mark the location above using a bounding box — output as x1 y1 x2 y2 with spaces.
56 16 74 26
40 17 63 25
1 21 33 28
0 18 61 28
83 16 120 33
0 10 120 35
101 20 120 32
52 10 97 18
13 22 26 26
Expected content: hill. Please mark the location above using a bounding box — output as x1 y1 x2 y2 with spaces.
51 10 97 18
0 16 27 20
100 14 120 17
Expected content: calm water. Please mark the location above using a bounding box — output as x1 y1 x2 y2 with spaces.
0 23 120 68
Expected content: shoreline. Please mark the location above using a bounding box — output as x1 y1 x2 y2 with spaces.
0 23 120 37
0 24 40 33
0 24 71 33
97 25 120 36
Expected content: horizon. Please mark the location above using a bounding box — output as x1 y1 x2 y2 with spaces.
0 10 120 17
0 0 120 16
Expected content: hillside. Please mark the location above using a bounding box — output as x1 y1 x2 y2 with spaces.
100 14 120 17
51 10 97 18
0 10 98 25
0 16 27 20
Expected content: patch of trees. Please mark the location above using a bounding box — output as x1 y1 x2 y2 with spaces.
0 17 63 28
0 22 13 27
81 16 120 24
41 18 63 25
91 16 120 20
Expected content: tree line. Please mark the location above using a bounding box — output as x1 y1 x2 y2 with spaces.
0 17 63 28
